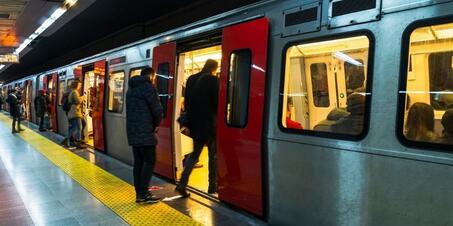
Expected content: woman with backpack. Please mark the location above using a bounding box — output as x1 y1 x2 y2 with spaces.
64 80 85 149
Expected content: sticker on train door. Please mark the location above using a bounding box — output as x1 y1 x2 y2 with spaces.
217 17 269 216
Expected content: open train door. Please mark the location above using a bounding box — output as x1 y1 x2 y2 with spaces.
93 60 106 151
217 17 269 216
152 42 176 179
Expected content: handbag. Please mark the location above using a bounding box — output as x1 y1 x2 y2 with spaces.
177 111 192 137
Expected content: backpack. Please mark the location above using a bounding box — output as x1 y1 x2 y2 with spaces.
62 91 72 113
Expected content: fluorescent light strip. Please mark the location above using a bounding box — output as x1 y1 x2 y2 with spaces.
0 65 5 70
13 1 77 55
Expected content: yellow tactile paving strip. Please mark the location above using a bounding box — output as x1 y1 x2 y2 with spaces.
0 114 203 226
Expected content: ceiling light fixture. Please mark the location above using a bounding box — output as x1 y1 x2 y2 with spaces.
0 65 5 70
13 0 78 55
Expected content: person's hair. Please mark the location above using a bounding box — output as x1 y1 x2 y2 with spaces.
201 59 219 74
140 67 155 77
70 80 81 89
442 109 453 134
405 102 435 140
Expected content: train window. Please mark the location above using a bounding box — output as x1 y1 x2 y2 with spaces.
156 63 169 117
281 35 371 139
400 21 453 147
58 80 66 105
226 49 251 127
107 71 125 113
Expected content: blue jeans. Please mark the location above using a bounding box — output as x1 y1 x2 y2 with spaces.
67 118 82 141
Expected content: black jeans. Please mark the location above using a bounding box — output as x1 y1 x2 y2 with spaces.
12 115 21 132
178 138 217 192
133 145 156 198
39 115 45 130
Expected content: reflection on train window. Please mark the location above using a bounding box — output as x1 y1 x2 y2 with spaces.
157 63 169 117
281 35 370 137
108 71 125 113
58 81 65 105
226 49 251 127
310 63 330 107
402 22 453 146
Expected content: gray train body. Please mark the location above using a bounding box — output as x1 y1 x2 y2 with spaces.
3 1 453 225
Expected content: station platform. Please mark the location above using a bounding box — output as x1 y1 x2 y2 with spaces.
0 112 266 226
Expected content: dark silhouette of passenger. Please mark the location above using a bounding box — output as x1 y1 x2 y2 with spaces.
314 108 349 132
7 88 23 133
286 97 303 129
440 109 453 144
34 90 48 131
126 67 163 204
347 68 366 96
331 93 365 135
438 76 453 109
405 102 438 142
176 59 219 197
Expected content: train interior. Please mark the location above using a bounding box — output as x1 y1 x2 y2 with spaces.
39 75 55 128
282 36 369 134
405 22 453 141
173 45 222 194
82 68 95 146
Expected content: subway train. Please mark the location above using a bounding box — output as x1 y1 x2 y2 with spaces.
2 0 453 225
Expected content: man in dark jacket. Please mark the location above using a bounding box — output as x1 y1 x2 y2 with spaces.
126 67 163 204
7 88 23 133
34 90 48 131
176 59 219 197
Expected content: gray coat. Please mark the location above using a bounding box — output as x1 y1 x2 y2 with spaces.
126 76 163 147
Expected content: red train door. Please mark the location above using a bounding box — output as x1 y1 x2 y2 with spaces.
216 17 269 216
93 60 106 151
152 42 176 179
50 73 58 132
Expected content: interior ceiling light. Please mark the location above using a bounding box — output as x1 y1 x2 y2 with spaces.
0 65 5 70
13 0 78 55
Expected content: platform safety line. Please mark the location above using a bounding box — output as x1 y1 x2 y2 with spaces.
0 114 202 226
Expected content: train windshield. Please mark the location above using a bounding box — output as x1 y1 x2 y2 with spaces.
281 35 370 137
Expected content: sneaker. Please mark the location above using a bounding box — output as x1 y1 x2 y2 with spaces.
175 186 190 198
136 194 160 204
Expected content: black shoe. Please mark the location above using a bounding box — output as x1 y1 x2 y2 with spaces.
12 130 18 134
175 186 190 198
39 128 46 132
136 194 160 204
18 128 25 131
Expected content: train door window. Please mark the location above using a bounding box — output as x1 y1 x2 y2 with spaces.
399 21 453 148
281 35 372 139
107 71 125 113
58 80 66 105
226 49 251 127
129 68 144 78
310 63 330 107
156 63 169 117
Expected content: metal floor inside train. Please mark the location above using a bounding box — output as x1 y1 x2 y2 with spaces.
0 111 265 226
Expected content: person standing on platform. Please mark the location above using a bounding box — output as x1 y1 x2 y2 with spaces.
7 88 24 133
0 92 5 111
126 67 163 204
66 80 85 149
34 90 48 131
176 59 219 197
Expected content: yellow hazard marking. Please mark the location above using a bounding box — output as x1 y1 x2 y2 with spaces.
0 114 203 226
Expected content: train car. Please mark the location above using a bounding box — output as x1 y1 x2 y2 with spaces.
2 0 453 225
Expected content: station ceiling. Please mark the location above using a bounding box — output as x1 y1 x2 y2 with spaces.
0 0 260 82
